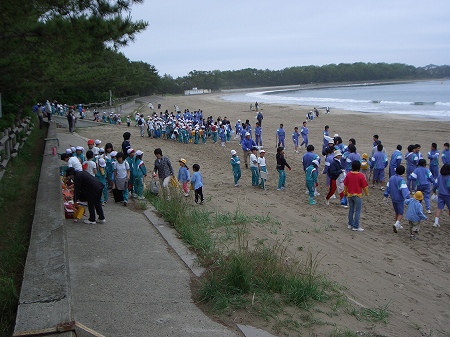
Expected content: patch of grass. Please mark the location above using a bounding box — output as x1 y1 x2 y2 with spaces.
145 185 343 335
348 303 390 324
329 327 359 337
0 120 45 335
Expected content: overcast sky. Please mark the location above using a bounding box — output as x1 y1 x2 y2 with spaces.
120 0 450 78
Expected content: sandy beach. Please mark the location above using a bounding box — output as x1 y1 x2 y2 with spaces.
77 92 450 336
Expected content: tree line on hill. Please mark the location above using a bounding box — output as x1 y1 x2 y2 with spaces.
1 1 449 126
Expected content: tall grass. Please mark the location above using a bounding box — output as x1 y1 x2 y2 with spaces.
0 120 44 336
145 186 341 334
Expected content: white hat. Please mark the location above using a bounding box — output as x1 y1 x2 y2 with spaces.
98 148 105 153
127 148 135 154
231 150 237 155
334 150 342 157
260 149 265 153
71 146 76 153
65 148 72 154
136 150 144 156
110 151 118 157
98 158 106 167
237 119 241 122
94 139 101 145
75 146 84 151
312 160 319 166
334 134 339 137
245 132 250 136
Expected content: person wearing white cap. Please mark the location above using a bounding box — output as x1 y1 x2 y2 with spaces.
75 146 86 163
258 150 267 189
61 153 82 172
234 120 242 140
241 132 257 169
95 158 108 204
305 160 320 205
134 150 147 199
92 139 101 156
250 147 260 186
325 150 346 206
230 150 241 187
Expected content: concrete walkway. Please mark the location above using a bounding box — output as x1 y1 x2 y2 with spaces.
57 128 237 336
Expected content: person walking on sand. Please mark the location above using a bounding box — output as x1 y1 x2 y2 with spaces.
432 163 450 228
325 150 346 206
344 161 369 232
276 147 291 191
384 165 410 233
305 160 320 205
241 132 257 169
250 147 260 186
230 150 241 187
276 124 286 148
152 148 175 198
405 191 427 240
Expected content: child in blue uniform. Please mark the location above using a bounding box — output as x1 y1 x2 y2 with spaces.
442 143 450 165
428 143 440 179
410 159 435 214
254 122 262 147
276 124 286 148
191 164 204 204
433 163 450 227
300 121 309 149
384 165 410 233
405 144 419 192
292 127 300 153
405 191 427 240
370 144 388 190
134 150 147 199
305 160 319 205
230 150 241 187
389 145 402 178
178 158 190 197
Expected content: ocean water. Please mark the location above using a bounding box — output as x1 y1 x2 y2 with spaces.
221 80 450 119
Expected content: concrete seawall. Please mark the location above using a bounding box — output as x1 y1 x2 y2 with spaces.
14 121 74 336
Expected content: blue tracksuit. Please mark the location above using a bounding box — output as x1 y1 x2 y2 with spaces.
254 126 262 146
405 152 419 191
300 126 308 147
345 152 361 173
370 151 388 182
428 149 440 179
302 152 320 172
292 131 300 147
389 150 402 178
276 128 285 147
410 166 435 211
404 198 427 223
442 149 450 165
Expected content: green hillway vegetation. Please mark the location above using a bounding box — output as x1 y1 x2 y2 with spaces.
0 116 45 336
143 188 391 336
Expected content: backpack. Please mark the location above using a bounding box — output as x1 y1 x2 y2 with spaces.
138 118 143 126
361 159 369 170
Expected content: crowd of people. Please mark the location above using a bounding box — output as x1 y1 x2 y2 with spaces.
57 101 449 241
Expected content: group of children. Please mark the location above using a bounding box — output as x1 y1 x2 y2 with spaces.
61 134 148 207
307 130 450 239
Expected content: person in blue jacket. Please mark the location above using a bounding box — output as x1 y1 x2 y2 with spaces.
241 132 257 169
389 145 403 178
405 144 419 192
300 121 309 149
405 191 427 240
384 165 410 233
410 159 435 214
370 144 388 190
428 143 440 179
433 163 450 228
441 143 450 165
276 124 286 148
